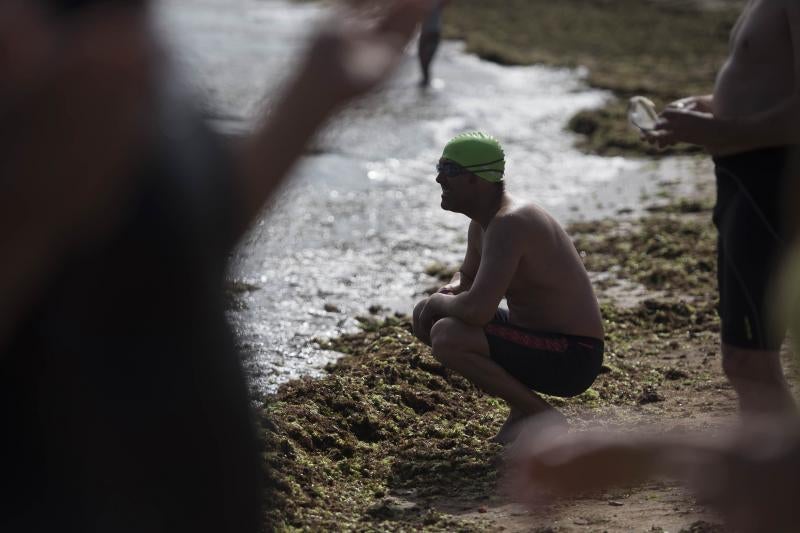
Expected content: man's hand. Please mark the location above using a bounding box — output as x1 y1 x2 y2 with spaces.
640 93 726 151
299 0 431 109
643 108 728 152
666 94 713 114
412 292 448 346
418 292 448 333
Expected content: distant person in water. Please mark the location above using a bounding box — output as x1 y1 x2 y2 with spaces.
417 0 446 87
412 132 604 443
643 0 800 415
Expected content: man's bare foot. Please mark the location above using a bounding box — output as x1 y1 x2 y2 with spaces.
491 409 567 445
490 413 524 445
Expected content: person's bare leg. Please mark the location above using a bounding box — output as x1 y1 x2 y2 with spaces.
430 317 566 444
721 343 797 416
417 33 439 87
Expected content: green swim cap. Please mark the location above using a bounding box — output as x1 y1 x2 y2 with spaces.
441 131 505 182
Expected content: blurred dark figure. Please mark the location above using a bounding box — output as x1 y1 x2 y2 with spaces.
0 0 426 531
417 0 446 87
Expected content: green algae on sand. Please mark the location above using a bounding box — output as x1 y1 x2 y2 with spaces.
261 314 505 531
260 195 724 530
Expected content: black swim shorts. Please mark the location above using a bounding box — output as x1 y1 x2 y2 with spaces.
713 146 800 350
484 309 604 397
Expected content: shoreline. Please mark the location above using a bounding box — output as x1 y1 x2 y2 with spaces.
444 0 743 157
257 178 765 531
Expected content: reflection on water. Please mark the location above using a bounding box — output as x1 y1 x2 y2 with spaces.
155 0 704 394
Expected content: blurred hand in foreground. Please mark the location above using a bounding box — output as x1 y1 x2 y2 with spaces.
506 416 800 533
303 0 431 106
0 0 152 343
238 0 431 229
0 0 152 240
504 416 662 507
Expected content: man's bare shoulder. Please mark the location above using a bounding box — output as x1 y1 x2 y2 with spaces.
489 200 559 241
496 199 557 226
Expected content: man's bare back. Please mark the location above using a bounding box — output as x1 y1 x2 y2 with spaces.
467 199 603 340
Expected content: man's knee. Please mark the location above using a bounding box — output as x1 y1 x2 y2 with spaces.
412 298 427 324
412 298 429 340
430 317 468 364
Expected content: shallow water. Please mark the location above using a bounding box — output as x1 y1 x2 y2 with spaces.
155 0 705 394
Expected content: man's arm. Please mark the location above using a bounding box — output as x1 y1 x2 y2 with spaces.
422 215 526 327
413 220 479 343
231 0 428 237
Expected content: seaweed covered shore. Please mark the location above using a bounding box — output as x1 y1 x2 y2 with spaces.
256 181 756 531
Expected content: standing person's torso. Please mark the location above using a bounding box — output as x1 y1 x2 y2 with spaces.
421 1 443 34
474 202 604 340
714 0 794 119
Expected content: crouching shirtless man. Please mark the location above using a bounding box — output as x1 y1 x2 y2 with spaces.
412 132 604 444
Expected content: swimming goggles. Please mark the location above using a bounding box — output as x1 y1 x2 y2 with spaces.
436 158 505 178
436 161 468 178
